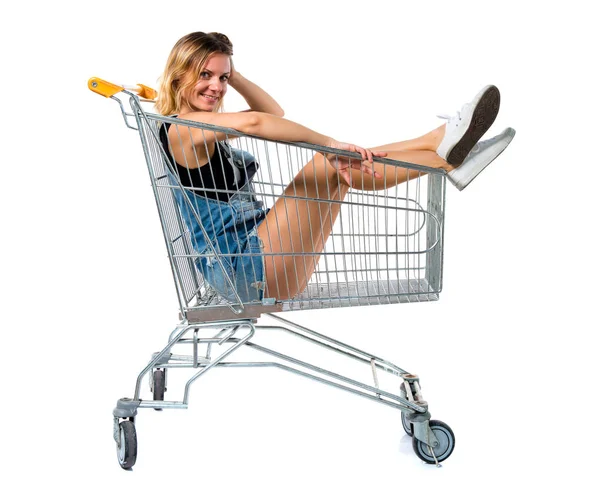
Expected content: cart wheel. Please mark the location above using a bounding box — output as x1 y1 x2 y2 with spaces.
412 420 455 464
116 420 137 469
153 369 166 410
401 412 413 437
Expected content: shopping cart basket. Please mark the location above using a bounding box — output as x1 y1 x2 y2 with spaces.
89 77 455 469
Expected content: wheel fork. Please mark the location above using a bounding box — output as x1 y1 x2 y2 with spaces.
113 398 141 444
401 374 440 449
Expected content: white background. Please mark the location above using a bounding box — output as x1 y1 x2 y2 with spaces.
3 0 599 493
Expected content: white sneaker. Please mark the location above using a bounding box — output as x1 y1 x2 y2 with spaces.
437 85 501 166
448 127 516 191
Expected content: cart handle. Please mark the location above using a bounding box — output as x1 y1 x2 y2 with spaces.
88 77 157 100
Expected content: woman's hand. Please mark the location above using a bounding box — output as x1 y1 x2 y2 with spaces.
228 58 240 87
325 140 387 185
228 58 284 116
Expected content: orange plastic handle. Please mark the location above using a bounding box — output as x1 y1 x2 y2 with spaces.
88 77 157 100
135 83 157 100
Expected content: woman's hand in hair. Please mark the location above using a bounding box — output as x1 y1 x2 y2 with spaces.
228 61 284 116
228 58 240 87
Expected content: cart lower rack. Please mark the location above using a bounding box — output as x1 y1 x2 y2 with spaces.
90 78 455 469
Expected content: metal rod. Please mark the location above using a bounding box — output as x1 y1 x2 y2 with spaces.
133 325 191 401
182 323 256 404
212 362 423 412
239 340 419 409
264 315 407 375
256 325 407 376
138 401 188 409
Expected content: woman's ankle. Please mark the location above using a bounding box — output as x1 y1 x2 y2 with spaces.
430 125 446 151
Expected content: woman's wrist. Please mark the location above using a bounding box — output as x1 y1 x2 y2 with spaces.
229 70 284 117
324 137 336 148
228 71 244 89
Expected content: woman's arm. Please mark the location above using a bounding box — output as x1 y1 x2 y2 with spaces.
175 111 384 178
229 63 284 117
178 111 330 147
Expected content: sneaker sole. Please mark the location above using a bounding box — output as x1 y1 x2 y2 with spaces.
446 85 501 166
454 128 515 191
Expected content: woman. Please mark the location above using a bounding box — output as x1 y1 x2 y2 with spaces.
157 32 515 302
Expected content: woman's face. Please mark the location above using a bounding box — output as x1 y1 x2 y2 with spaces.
183 53 231 112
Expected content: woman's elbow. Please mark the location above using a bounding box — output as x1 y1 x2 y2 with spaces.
239 112 262 134
274 107 285 118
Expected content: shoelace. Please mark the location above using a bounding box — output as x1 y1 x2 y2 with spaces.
436 103 471 124
436 112 459 121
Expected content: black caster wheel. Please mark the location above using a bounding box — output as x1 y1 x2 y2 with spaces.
401 412 413 437
412 420 455 464
116 420 137 469
153 369 166 410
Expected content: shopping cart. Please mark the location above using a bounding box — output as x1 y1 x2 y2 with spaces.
89 77 455 469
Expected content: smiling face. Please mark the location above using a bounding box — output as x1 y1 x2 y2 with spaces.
182 52 231 113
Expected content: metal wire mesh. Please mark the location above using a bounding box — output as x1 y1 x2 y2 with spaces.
133 104 445 319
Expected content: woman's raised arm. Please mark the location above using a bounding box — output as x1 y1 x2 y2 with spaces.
228 62 284 117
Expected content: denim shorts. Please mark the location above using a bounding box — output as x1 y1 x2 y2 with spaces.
167 149 267 303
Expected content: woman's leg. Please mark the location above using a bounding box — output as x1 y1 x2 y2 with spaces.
342 149 451 190
256 126 451 300
342 125 454 190
257 154 349 300
371 125 446 154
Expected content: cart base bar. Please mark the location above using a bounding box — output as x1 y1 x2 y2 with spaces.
112 315 455 468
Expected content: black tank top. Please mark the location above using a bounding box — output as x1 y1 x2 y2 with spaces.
159 121 248 202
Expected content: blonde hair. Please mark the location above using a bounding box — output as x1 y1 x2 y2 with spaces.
156 32 233 115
